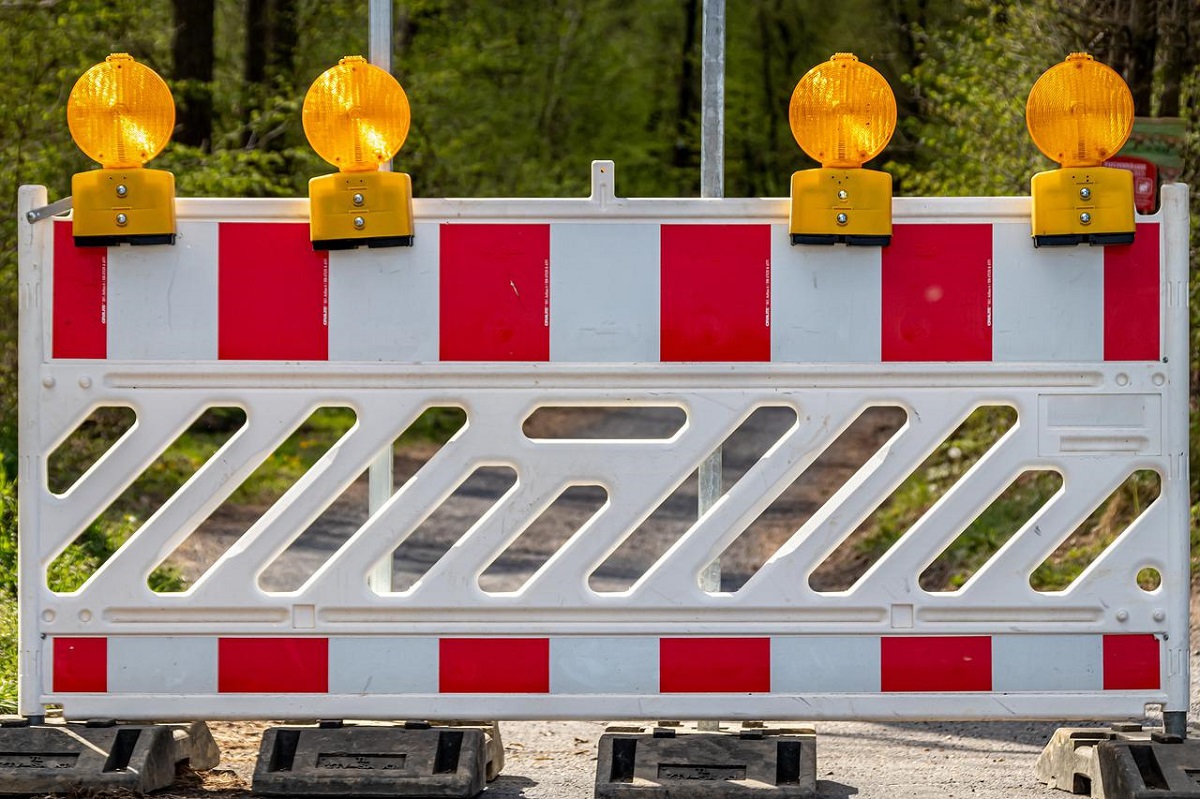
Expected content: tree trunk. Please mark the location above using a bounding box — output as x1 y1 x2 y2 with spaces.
1126 0 1157 116
1157 0 1193 117
171 0 215 149
673 0 700 177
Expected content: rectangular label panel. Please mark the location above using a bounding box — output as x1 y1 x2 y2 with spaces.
660 638 770 693
881 636 991 692
991 222 1103 362
882 224 992 362
328 222 440 361
218 223 329 360
1102 634 1161 690
771 225 882 362
108 221 219 360
549 223 660 361
52 637 107 693
440 224 550 361
660 225 771 362
439 638 550 693
1104 224 1160 361
52 222 107 359
218 638 329 693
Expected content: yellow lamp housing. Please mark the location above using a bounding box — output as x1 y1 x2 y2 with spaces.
67 54 176 246
788 53 896 247
1026 53 1135 247
303 56 414 250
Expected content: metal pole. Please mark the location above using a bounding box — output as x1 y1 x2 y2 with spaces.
698 0 724 734
367 0 394 594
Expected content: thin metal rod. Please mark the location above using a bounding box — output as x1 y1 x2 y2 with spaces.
700 0 725 200
366 0 394 593
369 0 393 176
698 0 725 733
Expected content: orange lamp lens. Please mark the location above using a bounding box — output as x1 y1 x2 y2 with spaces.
789 53 897 169
66 53 175 169
303 55 411 172
1026 53 1133 168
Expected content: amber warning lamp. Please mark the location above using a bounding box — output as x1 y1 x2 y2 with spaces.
67 53 176 247
303 56 414 250
788 53 897 246
1026 53 1135 247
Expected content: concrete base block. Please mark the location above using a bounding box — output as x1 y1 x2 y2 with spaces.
1099 737 1200 798
0 718 220 795
595 722 816 798
1036 724 1200 798
252 721 499 797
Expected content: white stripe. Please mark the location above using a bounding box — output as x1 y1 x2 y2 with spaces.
108 636 217 694
549 223 660 362
327 221 439 361
550 637 658 694
992 634 1102 692
992 223 1103 361
770 225 882 362
107 221 219 359
328 637 439 694
771 635 881 692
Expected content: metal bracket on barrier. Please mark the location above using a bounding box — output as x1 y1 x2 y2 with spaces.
596 722 816 798
252 721 503 797
1037 723 1200 799
0 717 220 795
24 195 73 224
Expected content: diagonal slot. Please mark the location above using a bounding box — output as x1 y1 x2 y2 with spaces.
257 407 467 592
588 406 797 593
713 407 906 592
385 466 518 593
523 406 686 440
48 407 137 495
478 484 609 594
151 407 356 591
919 469 1062 592
47 406 246 594
1030 469 1161 592
809 405 1018 593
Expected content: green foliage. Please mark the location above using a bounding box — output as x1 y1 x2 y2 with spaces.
0 596 15 713
0 464 15 597
888 0 1055 196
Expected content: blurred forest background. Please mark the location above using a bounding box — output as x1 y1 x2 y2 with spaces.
0 0 1197 710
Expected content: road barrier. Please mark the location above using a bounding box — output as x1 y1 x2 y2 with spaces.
17 164 1191 728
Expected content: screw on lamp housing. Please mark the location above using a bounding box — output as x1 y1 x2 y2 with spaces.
787 53 896 247
1026 53 1136 247
304 55 415 250
67 53 177 247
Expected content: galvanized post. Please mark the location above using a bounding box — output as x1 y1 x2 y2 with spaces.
367 0 394 594
697 0 725 733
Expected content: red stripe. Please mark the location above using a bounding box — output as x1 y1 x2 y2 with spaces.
659 638 770 693
1103 634 1160 690
53 637 107 693
1104 224 1160 360
218 638 328 693
52 221 107 359
660 224 771 362
439 638 549 693
881 636 991 692
218 223 328 360
882 224 992 361
439 224 550 361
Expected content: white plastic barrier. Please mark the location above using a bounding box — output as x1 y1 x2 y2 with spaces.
17 164 1190 722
